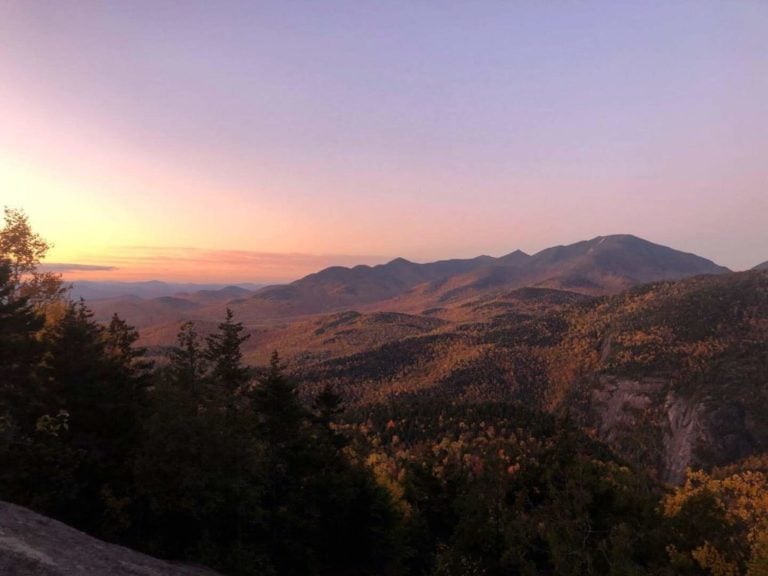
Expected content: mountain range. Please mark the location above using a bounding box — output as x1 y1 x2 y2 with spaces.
234 234 729 315
86 234 730 331
69 280 262 301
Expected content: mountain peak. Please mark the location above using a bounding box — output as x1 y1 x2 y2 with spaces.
502 249 530 257
586 234 651 247
386 257 415 267
525 234 729 290
497 249 531 266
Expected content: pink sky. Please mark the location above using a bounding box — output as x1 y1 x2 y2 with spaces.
2 2 767 281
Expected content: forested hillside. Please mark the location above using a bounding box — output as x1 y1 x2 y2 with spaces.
2 210 767 576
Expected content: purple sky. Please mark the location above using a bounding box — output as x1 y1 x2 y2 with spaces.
1 1 767 281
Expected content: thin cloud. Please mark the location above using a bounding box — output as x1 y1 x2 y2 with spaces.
41 263 118 273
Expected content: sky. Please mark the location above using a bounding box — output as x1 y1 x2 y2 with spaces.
1 1 767 282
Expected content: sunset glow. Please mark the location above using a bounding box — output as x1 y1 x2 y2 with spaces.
2 2 767 281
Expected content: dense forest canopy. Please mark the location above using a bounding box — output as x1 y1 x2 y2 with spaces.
1 209 767 575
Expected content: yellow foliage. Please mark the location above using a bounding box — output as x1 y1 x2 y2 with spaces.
666 470 768 539
665 468 768 575
366 452 411 517
692 542 739 576
748 530 768 576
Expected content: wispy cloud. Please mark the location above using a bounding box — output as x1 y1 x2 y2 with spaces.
41 263 118 273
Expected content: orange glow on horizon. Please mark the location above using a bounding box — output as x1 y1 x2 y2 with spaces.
42 247 391 284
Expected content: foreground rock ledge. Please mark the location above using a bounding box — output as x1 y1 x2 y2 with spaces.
0 501 221 576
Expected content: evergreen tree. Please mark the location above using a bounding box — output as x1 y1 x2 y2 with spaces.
105 313 150 369
312 383 347 449
251 352 403 576
136 322 211 553
39 301 147 533
252 351 304 448
137 317 271 574
0 259 46 434
206 308 251 403
169 321 208 394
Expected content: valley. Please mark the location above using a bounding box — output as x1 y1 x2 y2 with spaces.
82 234 768 484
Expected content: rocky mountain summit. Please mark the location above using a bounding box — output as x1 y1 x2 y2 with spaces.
0 501 220 576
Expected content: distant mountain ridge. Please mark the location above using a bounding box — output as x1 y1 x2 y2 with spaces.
245 254 498 317
448 234 728 296
70 281 262 301
754 261 768 271
85 234 730 336
228 234 729 319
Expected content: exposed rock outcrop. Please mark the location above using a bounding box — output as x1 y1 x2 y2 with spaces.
0 501 221 576
591 377 756 484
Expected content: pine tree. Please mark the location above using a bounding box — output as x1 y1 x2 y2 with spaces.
250 352 403 576
205 308 251 401
0 259 45 434
169 321 208 391
106 313 149 368
312 383 347 450
137 315 271 574
39 301 146 532
251 351 304 447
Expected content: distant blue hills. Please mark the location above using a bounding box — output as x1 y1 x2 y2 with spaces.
68 281 264 301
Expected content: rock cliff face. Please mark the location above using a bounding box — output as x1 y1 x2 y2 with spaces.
591 377 757 484
0 501 221 576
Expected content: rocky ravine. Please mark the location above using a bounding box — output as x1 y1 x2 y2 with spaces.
591 376 757 484
0 501 221 576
